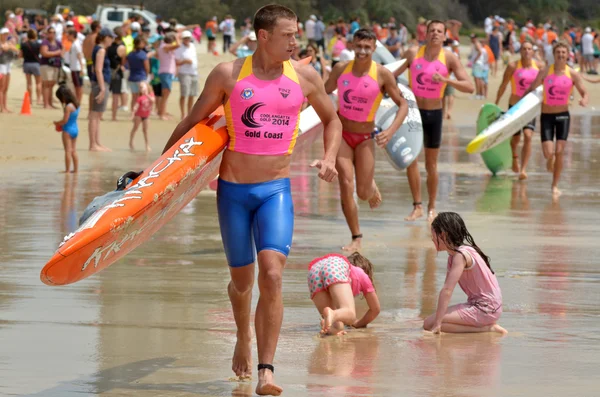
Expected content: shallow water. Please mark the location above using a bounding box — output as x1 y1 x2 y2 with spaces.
2 114 600 396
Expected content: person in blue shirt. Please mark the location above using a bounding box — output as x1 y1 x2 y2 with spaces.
228 30 257 58
350 17 361 36
126 37 149 109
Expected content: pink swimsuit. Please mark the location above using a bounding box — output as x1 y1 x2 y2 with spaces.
543 65 573 106
511 60 539 97
409 46 449 99
224 56 304 155
307 254 375 298
448 246 503 327
337 61 383 122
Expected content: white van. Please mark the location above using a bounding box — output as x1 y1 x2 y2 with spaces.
95 4 162 34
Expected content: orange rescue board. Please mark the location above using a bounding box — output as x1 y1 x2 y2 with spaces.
41 110 228 286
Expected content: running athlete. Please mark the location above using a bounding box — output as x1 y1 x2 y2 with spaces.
325 28 408 252
524 42 588 198
394 20 474 222
162 6 342 396
495 42 544 180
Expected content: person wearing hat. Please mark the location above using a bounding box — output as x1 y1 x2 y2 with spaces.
4 11 18 38
0 27 18 113
582 27 596 73
50 14 64 42
175 30 198 119
89 27 116 151
229 30 257 58
305 15 316 46
416 17 427 45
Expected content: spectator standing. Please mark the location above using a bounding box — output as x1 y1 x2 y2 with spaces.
175 31 198 120
20 29 42 106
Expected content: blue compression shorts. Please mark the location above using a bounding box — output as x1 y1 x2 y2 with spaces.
216 178 294 267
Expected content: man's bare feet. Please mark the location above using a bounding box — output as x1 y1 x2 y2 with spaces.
129 143 135 151
427 209 437 224
232 328 252 378
256 368 282 396
518 171 528 180
342 236 361 252
546 154 555 172
145 146 152 152
99 145 112 152
512 156 520 173
552 186 562 198
368 182 382 209
89 146 102 152
405 204 423 221
489 324 508 334
321 307 334 334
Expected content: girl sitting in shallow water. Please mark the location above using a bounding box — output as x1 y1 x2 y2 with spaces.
424 212 507 334
308 252 381 335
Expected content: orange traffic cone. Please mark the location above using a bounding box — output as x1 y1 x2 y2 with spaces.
20 92 32 115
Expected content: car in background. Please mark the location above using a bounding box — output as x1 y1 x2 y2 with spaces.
95 4 174 34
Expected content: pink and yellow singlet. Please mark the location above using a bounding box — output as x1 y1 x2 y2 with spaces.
224 56 304 155
511 60 539 98
409 46 449 99
336 61 383 122
543 64 573 106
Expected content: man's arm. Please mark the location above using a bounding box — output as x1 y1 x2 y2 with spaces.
393 46 415 78
445 50 475 93
495 62 515 105
571 69 589 107
162 63 229 153
300 65 342 182
323 61 346 94
376 68 408 148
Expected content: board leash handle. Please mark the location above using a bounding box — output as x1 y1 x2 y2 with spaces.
116 171 144 191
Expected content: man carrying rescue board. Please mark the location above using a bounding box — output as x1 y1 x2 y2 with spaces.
394 20 474 222
523 42 588 198
325 28 408 252
495 42 544 180
162 5 342 396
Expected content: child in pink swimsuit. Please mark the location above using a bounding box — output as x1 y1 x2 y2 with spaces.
129 81 154 152
308 252 381 335
424 212 508 334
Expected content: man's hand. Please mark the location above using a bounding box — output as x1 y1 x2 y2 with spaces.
375 128 394 148
432 72 447 83
310 158 337 182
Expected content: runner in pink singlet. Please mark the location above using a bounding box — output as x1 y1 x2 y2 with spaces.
325 28 408 252
162 5 342 395
424 212 507 334
394 20 474 223
495 42 543 179
524 42 588 198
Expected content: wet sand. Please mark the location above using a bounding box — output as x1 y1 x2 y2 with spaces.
2 44 600 396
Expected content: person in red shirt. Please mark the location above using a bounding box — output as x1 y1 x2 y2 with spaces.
416 17 427 45
129 81 155 151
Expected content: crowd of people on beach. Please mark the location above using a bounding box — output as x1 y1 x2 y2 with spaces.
2 4 598 396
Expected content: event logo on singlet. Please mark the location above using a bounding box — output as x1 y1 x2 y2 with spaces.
241 103 289 140
241 88 254 100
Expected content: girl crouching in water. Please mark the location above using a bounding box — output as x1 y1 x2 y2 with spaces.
53 84 80 173
308 252 381 335
425 212 507 334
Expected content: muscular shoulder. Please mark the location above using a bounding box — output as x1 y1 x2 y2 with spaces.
376 64 394 82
